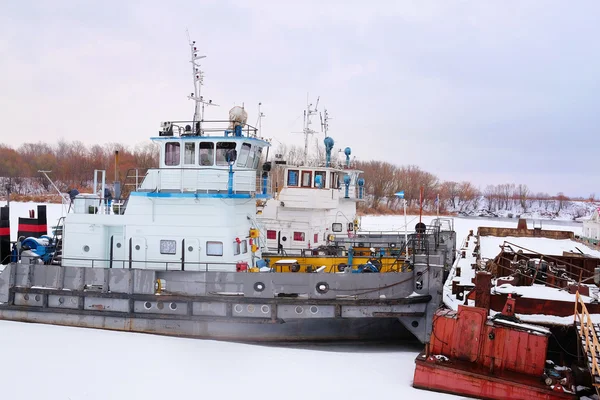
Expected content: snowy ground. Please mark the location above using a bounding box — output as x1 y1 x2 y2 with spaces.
0 204 587 400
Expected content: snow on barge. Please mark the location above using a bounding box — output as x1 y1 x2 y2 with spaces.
413 219 600 399
0 40 455 343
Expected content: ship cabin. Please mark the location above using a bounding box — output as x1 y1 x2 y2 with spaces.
62 119 271 272
260 161 365 253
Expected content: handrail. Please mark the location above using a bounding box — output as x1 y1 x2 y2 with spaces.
574 291 600 391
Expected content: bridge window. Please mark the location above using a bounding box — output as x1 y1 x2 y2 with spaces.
332 223 342 232
247 146 256 169
241 240 248 254
254 148 262 169
206 241 223 256
330 172 339 188
165 142 180 166
314 171 326 188
293 232 305 241
237 143 251 167
199 142 214 166
287 170 299 187
267 230 276 239
216 142 237 166
184 143 196 164
301 171 312 187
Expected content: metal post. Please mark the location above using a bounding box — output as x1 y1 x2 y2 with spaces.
404 198 408 253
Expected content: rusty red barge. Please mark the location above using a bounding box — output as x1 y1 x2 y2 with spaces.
413 220 600 400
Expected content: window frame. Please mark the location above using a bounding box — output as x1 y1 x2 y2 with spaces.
183 142 196 165
266 230 277 240
233 241 241 256
199 142 215 166
165 142 181 166
293 232 305 242
301 171 313 188
216 142 237 166
287 169 299 187
159 239 177 255
237 143 251 167
314 171 326 188
206 241 224 256
332 223 343 232
241 240 248 254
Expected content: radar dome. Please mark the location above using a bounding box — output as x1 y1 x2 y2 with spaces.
228 106 248 128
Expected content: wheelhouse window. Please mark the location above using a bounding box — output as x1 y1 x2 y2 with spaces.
199 142 214 166
330 172 339 188
293 232 305 241
314 171 326 188
267 230 277 240
206 241 223 256
247 146 256 169
216 142 237 166
184 142 196 165
241 240 248 254
301 171 312 187
233 241 241 256
332 223 342 232
237 143 251 167
165 142 180 166
287 170 299 187
254 148 262 169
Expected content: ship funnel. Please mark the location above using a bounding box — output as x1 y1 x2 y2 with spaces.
344 147 351 167
324 137 335 167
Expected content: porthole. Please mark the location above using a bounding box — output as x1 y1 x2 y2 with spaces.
234 304 243 313
58 297 64 304
261 305 270 314
83 245 90 252
116 243 122 248
70 298 77 304
144 302 152 309
157 301 164 310
188 246 194 252
169 303 177 310
23 294 29 301
135 245 141 251
254 282 265 292
35 295 41 302
310 306 319 314
295 306 304 314
316 282 329 294
247 305 255 313
411 321 419 328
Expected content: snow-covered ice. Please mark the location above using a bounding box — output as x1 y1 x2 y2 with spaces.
0 320 463 400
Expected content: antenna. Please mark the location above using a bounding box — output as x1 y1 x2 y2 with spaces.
256 102 265 136
302 95 319 165
321 108 331 137
186 36 217 132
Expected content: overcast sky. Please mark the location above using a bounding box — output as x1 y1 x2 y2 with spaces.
1 1 598 196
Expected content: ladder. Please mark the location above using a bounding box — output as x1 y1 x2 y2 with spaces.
574 291 600 396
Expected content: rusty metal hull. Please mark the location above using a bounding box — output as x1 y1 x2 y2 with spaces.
413 356 575 400
0 307 413 342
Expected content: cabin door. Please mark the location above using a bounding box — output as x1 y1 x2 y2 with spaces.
183 238 201 271
107 226 125 268
130 237 147 269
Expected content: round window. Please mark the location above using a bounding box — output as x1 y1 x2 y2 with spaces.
83 245 90 252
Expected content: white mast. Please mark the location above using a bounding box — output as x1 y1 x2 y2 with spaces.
321 108 331 137
302 95 319 165
187 37 217 132
257 102 265 137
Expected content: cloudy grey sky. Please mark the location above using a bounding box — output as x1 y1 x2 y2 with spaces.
1 1 598 196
